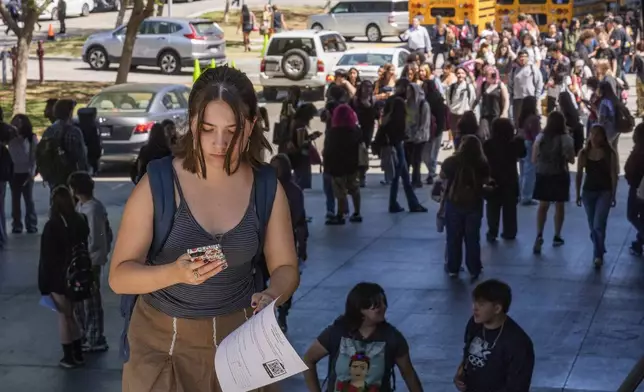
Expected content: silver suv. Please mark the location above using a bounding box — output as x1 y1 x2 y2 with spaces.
259 30 347 101
82 17 227 75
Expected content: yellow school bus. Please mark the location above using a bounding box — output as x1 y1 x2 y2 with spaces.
496 0 606 33
409 0 496 33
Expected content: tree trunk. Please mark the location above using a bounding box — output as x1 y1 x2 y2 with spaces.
115 0 154 84
223 0 230 23
12 36 31 114
0 2 39 114
115 0 127 27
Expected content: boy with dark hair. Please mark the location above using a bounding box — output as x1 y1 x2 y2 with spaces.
68 171 111 352
454 279 534 392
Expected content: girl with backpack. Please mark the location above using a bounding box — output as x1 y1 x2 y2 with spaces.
38 186 90 368
531 111 576 254
110 67 300 391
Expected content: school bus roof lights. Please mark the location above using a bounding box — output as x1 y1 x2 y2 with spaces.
459 3 474 8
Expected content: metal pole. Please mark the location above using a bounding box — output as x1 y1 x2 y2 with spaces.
1 52 7 86
617 356 644 392
167 0 172 17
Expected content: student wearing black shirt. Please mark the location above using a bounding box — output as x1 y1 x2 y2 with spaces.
303 282 423 392
454 279 535 392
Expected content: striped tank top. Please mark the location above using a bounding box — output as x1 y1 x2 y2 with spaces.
144 169 260 319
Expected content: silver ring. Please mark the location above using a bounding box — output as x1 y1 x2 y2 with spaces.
193 269 199 281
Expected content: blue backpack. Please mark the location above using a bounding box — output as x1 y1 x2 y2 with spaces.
118 155 277 361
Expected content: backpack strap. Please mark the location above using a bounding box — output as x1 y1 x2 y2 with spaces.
119 155 175 362
251 164 278 291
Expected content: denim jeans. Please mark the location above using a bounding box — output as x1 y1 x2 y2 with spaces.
389 142 420 209
380 146 396 183
422 134 442 177
0 181 6 248
10 173 37 232
519 140 536 202
582 190 612 258
445 201 483 275
323 173 336 214
627 186 644 244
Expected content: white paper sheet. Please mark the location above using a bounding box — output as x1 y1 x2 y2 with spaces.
215 299 308 392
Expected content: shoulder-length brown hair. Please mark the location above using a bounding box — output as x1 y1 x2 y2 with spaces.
174 66 272 178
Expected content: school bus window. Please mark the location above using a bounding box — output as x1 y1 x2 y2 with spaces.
496 0 514 4
431 8 456 18
518 0 546 4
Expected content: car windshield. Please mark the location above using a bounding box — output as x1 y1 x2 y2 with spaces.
336 53 394 66
88 91 155 113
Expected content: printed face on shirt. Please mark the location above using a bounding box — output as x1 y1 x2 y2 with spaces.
472 300 502 324
335 342 385 391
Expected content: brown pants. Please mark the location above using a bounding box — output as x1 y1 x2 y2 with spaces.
123 298 276 392
331 172 361 216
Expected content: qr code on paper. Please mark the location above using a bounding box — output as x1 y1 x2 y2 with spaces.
262 359 286 378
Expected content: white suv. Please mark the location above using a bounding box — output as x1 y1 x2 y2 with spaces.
259 30 347 101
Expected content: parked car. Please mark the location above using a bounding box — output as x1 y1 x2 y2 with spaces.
81 17 227 75
86 83 189 163
39 0 93 20
307 0 409 42
259 29 347 101
331 47 409 81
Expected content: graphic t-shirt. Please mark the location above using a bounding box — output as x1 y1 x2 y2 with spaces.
317 318 409 392
463 316 535 392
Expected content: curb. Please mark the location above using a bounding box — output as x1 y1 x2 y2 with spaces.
29 55 81 62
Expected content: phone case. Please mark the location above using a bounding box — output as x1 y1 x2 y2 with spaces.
187 244 226 265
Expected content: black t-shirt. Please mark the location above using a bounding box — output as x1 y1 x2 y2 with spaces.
317 317 409 392
595 47 617 62
463 316 535 392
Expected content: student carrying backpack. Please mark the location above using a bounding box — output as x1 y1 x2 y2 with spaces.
38 186 91 369
118 156 279 361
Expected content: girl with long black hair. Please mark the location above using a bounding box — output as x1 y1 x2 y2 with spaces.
38 186 90 368
303 282 423 392
441 135 491 280
575 125 618 268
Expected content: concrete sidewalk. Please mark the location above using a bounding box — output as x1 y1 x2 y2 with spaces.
0 169 643 391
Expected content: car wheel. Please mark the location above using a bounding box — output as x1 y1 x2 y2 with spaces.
281 48 310 81
81 3 90 15
366 24 382 42
311 23 323 32
345 36 354 41
159 51 181 75
87 46 110 70
263 87 278 101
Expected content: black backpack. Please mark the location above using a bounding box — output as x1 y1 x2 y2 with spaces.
615 100 635 133
36 125 75 187
63 215 94 302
